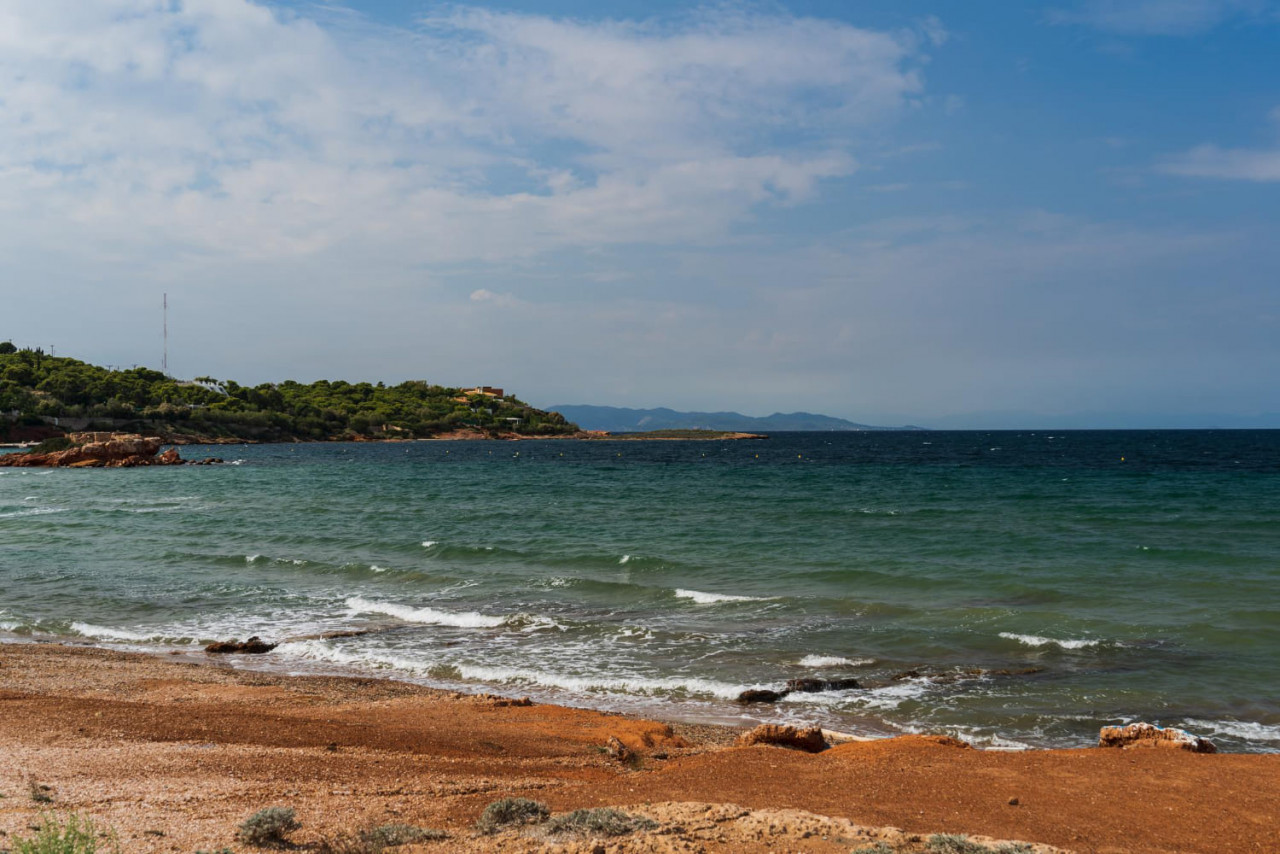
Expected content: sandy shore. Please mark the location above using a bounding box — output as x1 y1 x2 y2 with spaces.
1 643 1277 853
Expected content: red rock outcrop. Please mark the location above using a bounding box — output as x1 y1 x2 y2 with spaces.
1098 722 1217 753
735 724 829 753
0 433 186 468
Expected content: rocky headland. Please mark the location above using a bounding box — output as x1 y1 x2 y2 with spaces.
0 432 222 468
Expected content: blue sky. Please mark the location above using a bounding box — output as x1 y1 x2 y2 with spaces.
1 0 1277 427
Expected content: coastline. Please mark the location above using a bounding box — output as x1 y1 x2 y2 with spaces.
1 642 1276 853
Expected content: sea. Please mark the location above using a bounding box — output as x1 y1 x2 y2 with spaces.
2 431 1278 753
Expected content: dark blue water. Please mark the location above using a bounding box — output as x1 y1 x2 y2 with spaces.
2 430 1277 751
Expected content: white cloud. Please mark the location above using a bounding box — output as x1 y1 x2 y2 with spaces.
0 1 928 273
1048 0 1274 34
1160 145 1280 180
1159 109 1280 181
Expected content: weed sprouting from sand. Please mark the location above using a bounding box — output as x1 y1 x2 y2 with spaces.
236 806 301 848
361 824 448 846
9 813 119 854
474 797 550 834
852 844 897 854
315 824 449 853
926 834 1035 854
27 776 54 804
544 808 658 838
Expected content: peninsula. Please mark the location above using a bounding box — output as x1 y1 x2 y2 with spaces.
0 344 579 444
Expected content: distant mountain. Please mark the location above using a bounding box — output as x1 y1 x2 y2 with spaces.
547 405 916 433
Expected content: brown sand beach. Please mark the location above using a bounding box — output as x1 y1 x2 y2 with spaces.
1 642 1277 853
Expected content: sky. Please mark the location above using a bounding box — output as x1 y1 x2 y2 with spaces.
1 0 1277 428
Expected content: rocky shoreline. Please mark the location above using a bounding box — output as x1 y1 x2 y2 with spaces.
0 432 223 468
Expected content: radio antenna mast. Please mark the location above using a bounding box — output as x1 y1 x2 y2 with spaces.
163 293 169 377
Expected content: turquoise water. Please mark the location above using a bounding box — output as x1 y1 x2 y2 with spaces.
2 431 1278 752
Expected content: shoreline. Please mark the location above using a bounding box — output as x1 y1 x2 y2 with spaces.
1 642 1276 853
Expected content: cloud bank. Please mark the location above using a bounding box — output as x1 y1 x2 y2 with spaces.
0 1 927 269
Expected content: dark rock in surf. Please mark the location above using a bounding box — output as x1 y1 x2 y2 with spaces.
785 677 861 693
736 689 788 704
204 636 277 654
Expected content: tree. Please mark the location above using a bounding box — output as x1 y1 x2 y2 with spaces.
0 341 15 354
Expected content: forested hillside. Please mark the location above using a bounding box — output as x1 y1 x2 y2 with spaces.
0 343 577 442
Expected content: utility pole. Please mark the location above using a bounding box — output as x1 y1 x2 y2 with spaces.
163 293 169 377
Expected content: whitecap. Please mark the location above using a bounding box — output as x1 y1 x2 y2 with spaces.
345 596 505 628
999 632 1101 650
1181 718 1280 744
798 655 874 668
421 540 438 548
245 554 262 563
619 554 631 565
0 507 68 519
674 588 771 605
453 663 747 700
70 622 155 642
0 620 21 632
369 565 389 573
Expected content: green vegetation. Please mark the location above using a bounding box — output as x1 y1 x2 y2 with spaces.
0 344 577 442
474 797 550 834
8 813 119 854
926 834 1035 854
236 806 300 848
544 808 658 837
315 824 448 854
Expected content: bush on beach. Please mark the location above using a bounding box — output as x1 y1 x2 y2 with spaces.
9 813 119 854
544 808 658 837
236 806 300 848
927 834 1035 854
474 797 550 834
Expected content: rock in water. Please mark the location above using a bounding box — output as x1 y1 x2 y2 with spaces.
0 433 185 468
736 689 788 704
1098 722 1216 753
735 724 829 753
205 636 277 654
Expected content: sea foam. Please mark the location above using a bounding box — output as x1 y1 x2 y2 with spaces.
799 654 874 668
345 596 505 628
1182 718 1280 744
999 632 1101 650
70 622 155 642
674 588 770 605
453 663 748 700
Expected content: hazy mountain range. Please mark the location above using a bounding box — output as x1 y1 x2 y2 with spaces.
547 405 919 433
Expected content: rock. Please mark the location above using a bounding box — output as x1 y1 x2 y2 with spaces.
204 636 277 654
0 433 184 468
1098 722 1216 753
1008 797 1020 806
736 689 788 704
735 724 829 753
605 735 636 764
785 677 861 693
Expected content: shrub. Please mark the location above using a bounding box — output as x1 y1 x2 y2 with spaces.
29 437 72 455
361 824 448 846
236 806 300 848
544 808 658 838
10 813 119 854
926 835 1035 854
474 797 550 834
